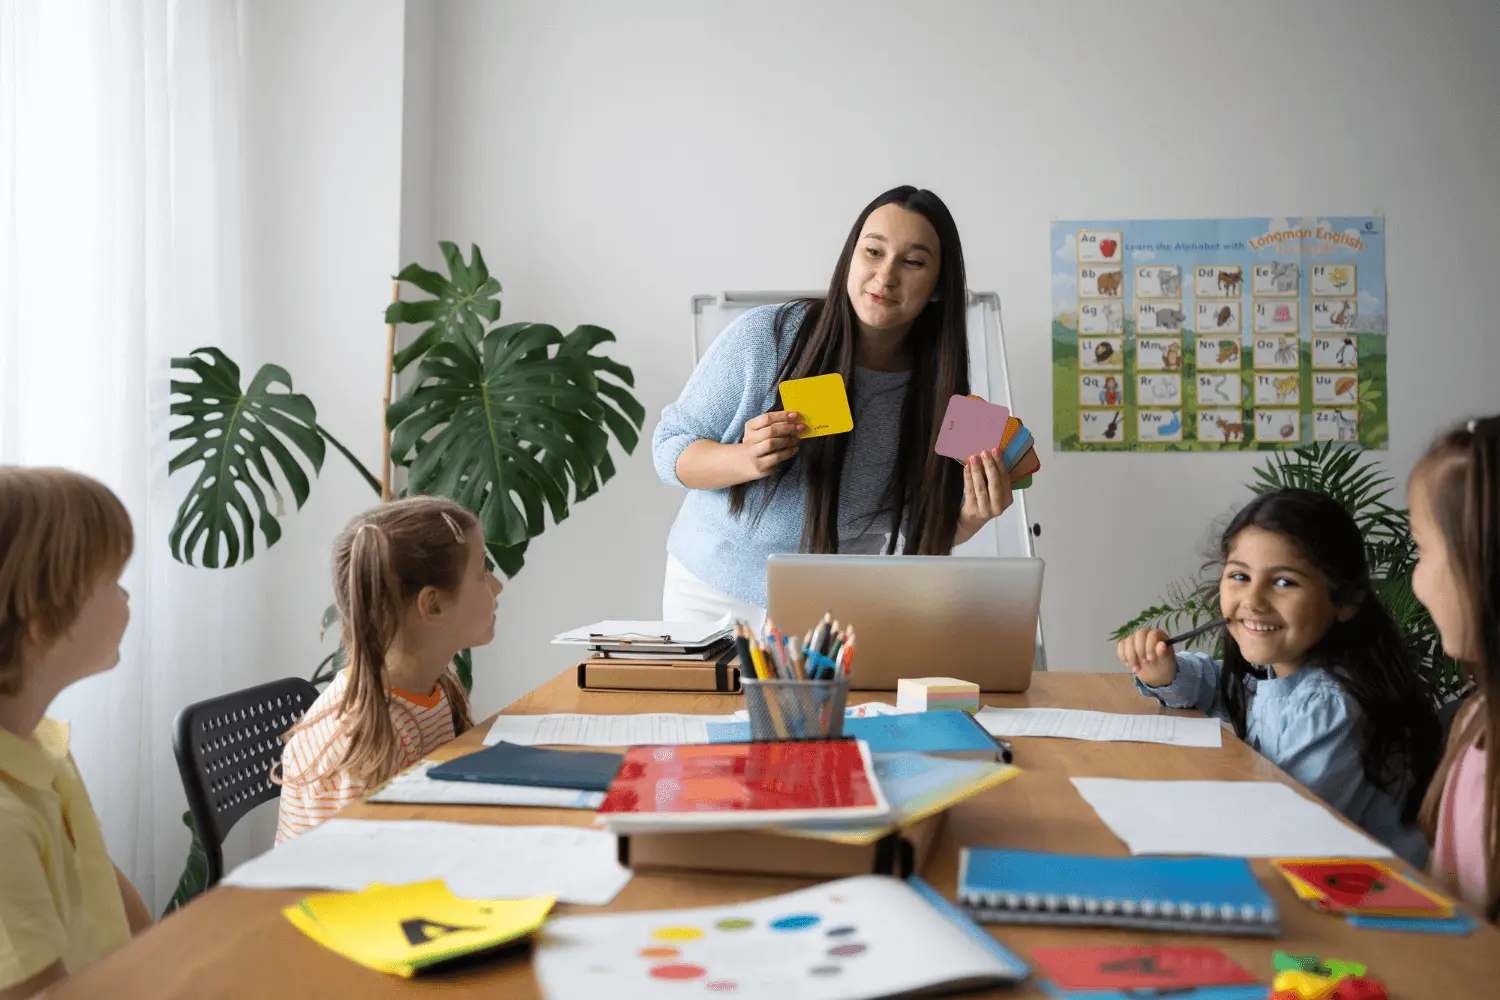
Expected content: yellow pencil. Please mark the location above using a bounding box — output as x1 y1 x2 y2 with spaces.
748 636 789 738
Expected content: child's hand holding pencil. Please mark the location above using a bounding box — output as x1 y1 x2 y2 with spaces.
1116 619 1226 687
1117 627 1178 687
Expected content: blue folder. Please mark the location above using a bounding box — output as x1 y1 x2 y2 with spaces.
427 741 624 792
707 710 1003 756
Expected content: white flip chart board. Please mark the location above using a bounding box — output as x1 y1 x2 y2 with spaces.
690 290 1045 668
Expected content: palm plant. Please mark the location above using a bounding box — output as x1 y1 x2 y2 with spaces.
161 243 644 911
1113 442 1465 702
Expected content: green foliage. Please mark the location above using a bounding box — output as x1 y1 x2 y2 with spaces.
387 322 638 567
387 243 503 372
162 812 208 916
167 349 327 568
1114 442 1465 700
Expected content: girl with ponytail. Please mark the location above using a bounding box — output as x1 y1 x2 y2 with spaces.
276 496 502 841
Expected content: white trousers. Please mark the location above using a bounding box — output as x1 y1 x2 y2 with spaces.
661 554 766 631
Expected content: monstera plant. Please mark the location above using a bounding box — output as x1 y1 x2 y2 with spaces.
161 243 643 911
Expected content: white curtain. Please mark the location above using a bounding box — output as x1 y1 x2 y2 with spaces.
0 0 262 911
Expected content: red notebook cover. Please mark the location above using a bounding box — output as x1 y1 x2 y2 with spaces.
595 740 889 833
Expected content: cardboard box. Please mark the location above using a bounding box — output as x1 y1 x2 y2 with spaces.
616 812 946 879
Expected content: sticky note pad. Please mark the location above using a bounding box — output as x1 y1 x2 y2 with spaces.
897 677 981 714
936 395 1010 460
779 373 853 438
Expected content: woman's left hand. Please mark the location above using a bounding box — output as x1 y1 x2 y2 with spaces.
958 447 1013 539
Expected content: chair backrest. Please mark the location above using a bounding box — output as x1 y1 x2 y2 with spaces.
172 677 320 886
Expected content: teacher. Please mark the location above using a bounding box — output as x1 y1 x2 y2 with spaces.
651 185 1013 624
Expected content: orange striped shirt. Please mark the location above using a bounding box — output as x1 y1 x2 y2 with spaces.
275 670 457 843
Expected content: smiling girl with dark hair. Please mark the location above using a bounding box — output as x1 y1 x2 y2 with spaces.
1119 487 1442 866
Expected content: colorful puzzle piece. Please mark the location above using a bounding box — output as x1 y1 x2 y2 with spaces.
1273 953 1323 974
1271 952 1367 982
1272 970 1336 999
1324 960 1367 980
1330 977 1387 1000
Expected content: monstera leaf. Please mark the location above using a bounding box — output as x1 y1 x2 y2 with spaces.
162 811 208 915
386 242 503 373
386 321 643 577
549 324 646 500
168 349 329 568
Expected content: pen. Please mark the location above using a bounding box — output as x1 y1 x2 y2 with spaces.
1166 618 1228 645
993 736 1014 764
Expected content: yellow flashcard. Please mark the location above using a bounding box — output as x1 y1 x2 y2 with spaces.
286 879 555 977
779 373 854 438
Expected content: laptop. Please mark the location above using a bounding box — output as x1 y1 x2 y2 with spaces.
765 554 1044 693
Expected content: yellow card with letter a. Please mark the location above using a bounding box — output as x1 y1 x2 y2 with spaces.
778 373 853 438
284 879 555 977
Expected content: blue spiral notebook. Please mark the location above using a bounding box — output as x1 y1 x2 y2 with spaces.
958 848 1279 937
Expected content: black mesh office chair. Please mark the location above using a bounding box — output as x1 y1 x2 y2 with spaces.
172 677 320 887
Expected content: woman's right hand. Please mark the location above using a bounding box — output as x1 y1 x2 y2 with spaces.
1117 627 1177 687
738 411 806 480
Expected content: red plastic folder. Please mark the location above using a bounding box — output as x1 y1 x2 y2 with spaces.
595 740 889 834
1029 946 1259 991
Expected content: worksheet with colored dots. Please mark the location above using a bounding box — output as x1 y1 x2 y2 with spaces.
534 875 1024 999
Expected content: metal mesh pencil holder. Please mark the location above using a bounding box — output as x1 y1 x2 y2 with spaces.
741 675 850 742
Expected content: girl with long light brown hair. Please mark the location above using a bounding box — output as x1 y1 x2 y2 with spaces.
276 496 501 841
1412 416 1500 921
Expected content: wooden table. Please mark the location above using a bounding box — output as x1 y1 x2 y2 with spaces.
60 672 1500 998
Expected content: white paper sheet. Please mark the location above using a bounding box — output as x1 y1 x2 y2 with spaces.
367 762 605 809
977 707 1223 748
1071 778 1394 858
483 713 740 747
535 874 1027 1000
221 820 632 905
553 613 733 645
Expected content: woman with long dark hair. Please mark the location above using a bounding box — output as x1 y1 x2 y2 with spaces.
1118 487 1442 865
652 186 1013 622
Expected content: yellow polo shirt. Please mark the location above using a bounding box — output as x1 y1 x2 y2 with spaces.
0 718 130 987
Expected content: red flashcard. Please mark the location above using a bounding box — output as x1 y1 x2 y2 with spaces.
1029 946 1259 991
1274 858 1452 915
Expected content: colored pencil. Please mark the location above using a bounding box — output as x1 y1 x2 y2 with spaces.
1167 618 1228 645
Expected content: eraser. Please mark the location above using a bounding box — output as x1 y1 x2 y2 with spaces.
897 677 980 714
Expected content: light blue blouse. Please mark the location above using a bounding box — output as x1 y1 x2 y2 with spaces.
1138 652 1428 867
651 304 910 608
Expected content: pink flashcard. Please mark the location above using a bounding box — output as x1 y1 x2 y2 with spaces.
935 395 1011 460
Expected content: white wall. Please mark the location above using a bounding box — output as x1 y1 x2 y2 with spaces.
232 0 408 861
417 0 1500 713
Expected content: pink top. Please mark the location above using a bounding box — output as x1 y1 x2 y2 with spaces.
1432 741 1489 911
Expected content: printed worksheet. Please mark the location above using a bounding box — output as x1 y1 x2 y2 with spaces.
975 708 1222 748
482 713 740 747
